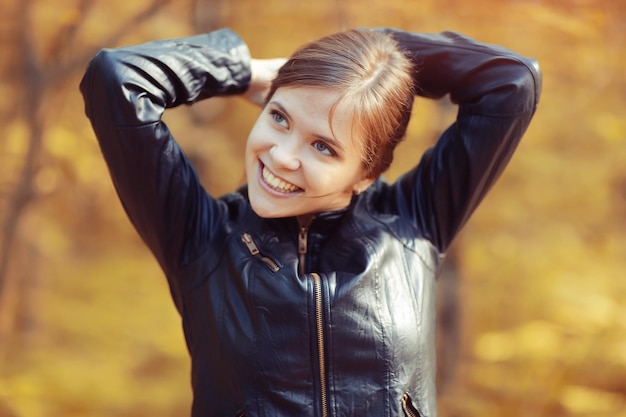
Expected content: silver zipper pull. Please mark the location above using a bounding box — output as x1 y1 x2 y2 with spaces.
241 233 259 255
298 226 308 275
298 226 308 255
402 393 422 417
241 233 280 272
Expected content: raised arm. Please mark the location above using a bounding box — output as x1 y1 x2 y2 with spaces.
379 29 542 252
80 29 251 274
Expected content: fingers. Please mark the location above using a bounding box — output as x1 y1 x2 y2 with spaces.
244 58 287 107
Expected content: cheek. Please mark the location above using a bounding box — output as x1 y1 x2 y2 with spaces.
246 122 273 155
303 164 354 192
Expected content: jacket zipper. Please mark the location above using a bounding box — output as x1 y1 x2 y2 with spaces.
311 272 328 417
297 216 316 275
401 393 422 417
298 225 308 276
240 233 280 272
298 220 328 417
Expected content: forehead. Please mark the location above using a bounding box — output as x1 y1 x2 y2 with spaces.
271 86 341 119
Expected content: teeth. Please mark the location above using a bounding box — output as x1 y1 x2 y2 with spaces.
262 167 300 193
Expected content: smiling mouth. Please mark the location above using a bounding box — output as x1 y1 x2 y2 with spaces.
262 166 302 193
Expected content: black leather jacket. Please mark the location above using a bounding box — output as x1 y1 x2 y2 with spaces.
80 28 541 417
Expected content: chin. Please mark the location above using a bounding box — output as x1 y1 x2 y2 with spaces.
249 195 286 219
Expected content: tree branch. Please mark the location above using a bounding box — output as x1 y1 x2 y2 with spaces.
46 0 172 85
0 0 173 364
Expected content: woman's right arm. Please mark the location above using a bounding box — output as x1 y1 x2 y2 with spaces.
80 29 251 275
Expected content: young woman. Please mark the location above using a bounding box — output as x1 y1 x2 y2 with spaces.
80 26 541 417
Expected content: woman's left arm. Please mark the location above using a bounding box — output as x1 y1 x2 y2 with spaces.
378 29 542 252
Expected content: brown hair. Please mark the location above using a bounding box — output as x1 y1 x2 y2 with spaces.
267 29 415 178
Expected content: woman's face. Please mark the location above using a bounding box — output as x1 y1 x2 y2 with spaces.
245 86 373 220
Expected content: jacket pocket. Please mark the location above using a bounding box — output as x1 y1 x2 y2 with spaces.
241 233 281 272
401 392 423 417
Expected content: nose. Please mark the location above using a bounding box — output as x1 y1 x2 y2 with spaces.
269 140 301 171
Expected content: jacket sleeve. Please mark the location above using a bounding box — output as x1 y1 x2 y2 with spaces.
79 28 251 275
378 29 542 253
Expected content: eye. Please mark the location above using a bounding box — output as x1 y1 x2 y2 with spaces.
269 109 288 128
312 141 336 157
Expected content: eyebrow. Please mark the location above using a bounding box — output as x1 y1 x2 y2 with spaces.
269 100 347 155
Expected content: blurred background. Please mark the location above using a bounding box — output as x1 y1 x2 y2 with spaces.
1 0 625 416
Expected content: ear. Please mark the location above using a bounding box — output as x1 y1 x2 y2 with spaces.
352 176 375 195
